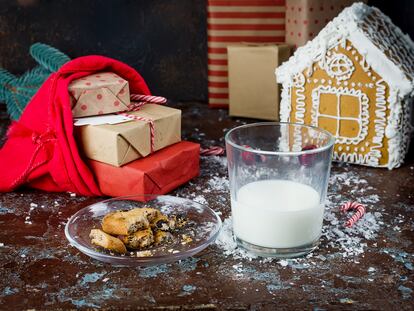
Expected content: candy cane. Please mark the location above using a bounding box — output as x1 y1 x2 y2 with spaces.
127 101 147 111
130 94 167 104
340 201 366 228
340 201 354 213
200 146 225 156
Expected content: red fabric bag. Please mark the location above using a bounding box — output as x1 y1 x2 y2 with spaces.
88 141 200 198
0 55 150 196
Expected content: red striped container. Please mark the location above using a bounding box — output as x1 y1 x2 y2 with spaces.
207 0 286 108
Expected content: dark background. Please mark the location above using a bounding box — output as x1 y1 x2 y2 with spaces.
0 0 413 102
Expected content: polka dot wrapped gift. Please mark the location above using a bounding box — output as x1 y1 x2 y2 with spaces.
69 72 130 117
285 0 366 48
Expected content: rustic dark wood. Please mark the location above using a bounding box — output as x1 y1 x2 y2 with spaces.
0 0 207 101
0 102 413 310
1 0 414 102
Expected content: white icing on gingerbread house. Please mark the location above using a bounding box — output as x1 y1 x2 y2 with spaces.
276 2 414 169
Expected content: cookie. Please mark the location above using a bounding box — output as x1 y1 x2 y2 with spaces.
122 228 154 249
150 214 170 231
89 229 127 254
154 230 173 245
102 210 149 236
127 207 160 222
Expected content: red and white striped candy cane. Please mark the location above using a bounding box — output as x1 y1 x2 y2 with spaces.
340 201 354 213
200 146 225 156
128 101 147 111
130 94 167 104
340 201 366 228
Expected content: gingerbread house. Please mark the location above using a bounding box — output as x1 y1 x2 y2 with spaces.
276 2 414 169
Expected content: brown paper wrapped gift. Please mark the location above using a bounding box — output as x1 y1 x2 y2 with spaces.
69 72 130 117
75 104 181 167
207 0 286 109
228 44 292 120
286 0 366 48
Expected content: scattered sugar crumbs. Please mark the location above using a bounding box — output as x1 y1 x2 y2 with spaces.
181 234 193 245
134 250 152 257
214 168 386 266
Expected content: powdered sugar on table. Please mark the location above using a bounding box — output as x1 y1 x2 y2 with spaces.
190 156 386 265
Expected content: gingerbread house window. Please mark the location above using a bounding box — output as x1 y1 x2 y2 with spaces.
311 86 369 145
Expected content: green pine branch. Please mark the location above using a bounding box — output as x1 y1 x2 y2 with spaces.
0 42 71 120
30 43 70 72
0 68 17 102
16 65 51 87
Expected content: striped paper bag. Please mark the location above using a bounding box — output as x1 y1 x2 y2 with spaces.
207 0 286 108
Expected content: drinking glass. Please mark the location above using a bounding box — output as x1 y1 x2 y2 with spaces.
225 122 335 258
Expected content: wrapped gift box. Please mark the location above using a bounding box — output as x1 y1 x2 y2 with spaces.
228 43 292 120
69 72 130 117
89 141 200 198
207 0 286 108
75 104 181 167
286 0 365 48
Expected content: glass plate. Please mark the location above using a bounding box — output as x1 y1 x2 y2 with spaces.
65 195 222 266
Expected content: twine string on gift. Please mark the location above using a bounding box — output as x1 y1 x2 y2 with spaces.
340 201 366 228
119 94 168 153
119 112 156 153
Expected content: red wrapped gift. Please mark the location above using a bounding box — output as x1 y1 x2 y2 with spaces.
89 141 200 198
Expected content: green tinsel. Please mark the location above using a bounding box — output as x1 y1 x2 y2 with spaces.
0 43 70 120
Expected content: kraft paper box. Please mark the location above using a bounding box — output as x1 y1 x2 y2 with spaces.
88 141 200 198
69 72 130 117
207 0 286 109
286 0 366 48
228 44 292 120
75 104 181 167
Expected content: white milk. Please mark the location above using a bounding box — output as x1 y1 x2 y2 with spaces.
231 180 323 248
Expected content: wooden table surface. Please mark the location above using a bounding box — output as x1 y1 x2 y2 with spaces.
0 102 413 310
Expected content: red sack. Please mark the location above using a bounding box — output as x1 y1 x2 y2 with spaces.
0 55 150 196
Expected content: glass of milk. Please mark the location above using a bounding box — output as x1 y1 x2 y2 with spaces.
225 122 334 258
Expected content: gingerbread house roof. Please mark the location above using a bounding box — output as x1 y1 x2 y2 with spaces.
276 2 414 98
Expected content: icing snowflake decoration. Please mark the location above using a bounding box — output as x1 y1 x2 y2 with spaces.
275 2 414 169
291 72 305 87
325 53 355 81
